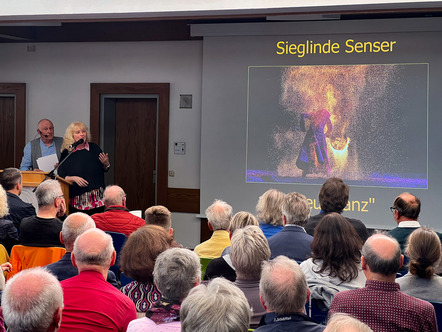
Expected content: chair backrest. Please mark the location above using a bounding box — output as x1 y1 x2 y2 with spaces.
7 245 66 280
105 231 127 279
200 257 213 278
306 298 329 325
0 244 9 265
429 301 442 332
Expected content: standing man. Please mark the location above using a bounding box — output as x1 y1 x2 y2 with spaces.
20 118 64 171
0 167 36 231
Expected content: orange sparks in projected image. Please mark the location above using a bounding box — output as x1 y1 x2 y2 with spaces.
328 137 350 170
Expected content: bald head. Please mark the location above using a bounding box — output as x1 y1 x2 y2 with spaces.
61 212 96 251
3 267 63 332
393 192 420 221
103 185 126 207
362 234 402 277
37 119 55 143
72 229 114 272
205 199 232 230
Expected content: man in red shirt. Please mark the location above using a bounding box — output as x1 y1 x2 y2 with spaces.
92 185 145 237
59 228 137 332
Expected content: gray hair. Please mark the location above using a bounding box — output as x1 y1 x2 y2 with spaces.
0 185 9 218
326 313 373 332
3 267 63 332
35 180 62 207
153 248 200 301
230 225 270 280
0 167 22 191
361 234 401 276
229 211 259 235
205 199 232 231
260 255 308 314
282 192 311 227
62 212 96 251
73 228 114 267
181 278 252 332
103 185 126 206
256 189 286 226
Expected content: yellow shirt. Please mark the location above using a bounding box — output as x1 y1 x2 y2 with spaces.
194 230 231 259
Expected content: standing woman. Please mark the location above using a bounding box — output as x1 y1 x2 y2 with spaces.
58 121 110 215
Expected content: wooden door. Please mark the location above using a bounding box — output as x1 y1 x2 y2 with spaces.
0 83 26 168
114 98 157 211
0 97 15 169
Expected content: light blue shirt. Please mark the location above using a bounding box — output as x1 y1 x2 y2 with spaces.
20 138 58 171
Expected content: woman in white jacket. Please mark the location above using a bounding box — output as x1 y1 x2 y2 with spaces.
300 212 366 307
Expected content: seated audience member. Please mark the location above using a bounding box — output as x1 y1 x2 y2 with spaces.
301 213 366 308
181 277 252 332
0 185 18 252
267 192 313 261
305 177 369 243
46 212 118 287
127 248 200 331
231 225 270 327
204 211 259 281
329 233 437 332
60 228 137 331
0 167 36 231
396 227 442 301
19 180 64 247
145 205 173 234
194 199 232 258
91 185 145 237
3 267 63 332
121 225 178 314
256 256 324 331
256 189 285 238
325 314 373 332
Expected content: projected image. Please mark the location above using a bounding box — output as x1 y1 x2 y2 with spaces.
246 64 428 188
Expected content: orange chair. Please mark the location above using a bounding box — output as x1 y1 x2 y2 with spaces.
7 245 66 280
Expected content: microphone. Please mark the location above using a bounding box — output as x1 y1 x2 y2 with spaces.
69 139 84 149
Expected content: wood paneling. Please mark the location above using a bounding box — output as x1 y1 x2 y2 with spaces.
166 188 200 213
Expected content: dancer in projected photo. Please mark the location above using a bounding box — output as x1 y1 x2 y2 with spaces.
296 108 333 177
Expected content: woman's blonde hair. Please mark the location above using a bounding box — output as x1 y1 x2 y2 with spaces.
61 121 92 151
255 189 285 226
0 185 9 218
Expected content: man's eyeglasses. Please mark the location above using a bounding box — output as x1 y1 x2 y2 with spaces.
389 206 396 213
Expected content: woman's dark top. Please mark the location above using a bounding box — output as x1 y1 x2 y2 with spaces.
58 142 105 198
0 218 19 253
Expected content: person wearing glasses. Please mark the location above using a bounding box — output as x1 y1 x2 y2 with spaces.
19 180 65 247
387 192 422 253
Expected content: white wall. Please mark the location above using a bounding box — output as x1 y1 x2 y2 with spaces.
0 40 203 247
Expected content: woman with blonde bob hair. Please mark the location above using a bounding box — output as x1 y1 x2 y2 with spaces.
256 189 285 238
58 121 110 214
396 227 442 302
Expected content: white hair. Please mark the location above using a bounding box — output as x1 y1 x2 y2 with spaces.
326 313 373 332
181 278 252 332
153 248 200 301
205 199 232 230
35 180 62 207
3 267 63 332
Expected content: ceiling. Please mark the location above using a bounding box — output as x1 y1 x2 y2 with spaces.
1 8 441 43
